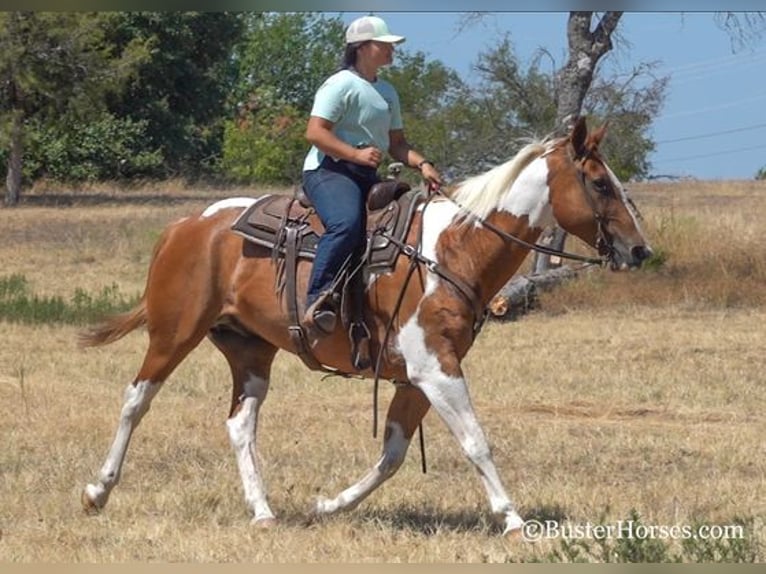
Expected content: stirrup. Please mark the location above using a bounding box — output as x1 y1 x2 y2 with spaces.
349 322 372 370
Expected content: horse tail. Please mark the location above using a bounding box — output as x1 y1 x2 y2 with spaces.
78 298 148 348
78 217 178 349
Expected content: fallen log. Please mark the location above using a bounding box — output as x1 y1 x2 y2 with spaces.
489 264 593 320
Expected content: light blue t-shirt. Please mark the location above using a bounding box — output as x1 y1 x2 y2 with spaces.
303 69 403 172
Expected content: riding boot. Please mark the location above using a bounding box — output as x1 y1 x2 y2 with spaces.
303 290 338 335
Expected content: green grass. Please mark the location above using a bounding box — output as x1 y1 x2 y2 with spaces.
0 273 140 325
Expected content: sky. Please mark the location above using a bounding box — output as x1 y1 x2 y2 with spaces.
337 12 766 181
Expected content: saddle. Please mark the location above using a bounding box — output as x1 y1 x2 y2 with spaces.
231 180 425 372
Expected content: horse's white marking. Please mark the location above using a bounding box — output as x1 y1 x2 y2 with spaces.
84 380 161 508
225 374 274 523
365 199 458 293
450 142 547 222
500 156 555 229
419 200 461 296
605 164 650 244
397 312 450 383
201 197 258 218
314 421 409 515
398 314 524 533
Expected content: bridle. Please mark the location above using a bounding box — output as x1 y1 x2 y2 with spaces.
433 146 619 268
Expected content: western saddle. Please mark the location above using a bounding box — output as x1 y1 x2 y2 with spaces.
231 178 424 373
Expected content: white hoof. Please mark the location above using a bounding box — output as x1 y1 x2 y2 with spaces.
502 511 525 536
314 496 338 516
81 484 107 514
251 516 278 529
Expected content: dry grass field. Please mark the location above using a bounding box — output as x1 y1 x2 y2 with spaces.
1 179 765 562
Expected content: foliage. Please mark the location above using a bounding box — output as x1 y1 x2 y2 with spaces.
102 12 245 179
583 63 668 180
0 274 139 325
755 166 766 180
0 13 144 121
470 35 667 181
221 88 307 184
1 12 676 190
0 12 149 201
232 13 345 113
219 13 347 184
380 52 469 182
24 113 163 182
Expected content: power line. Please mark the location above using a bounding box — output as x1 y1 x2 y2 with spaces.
654 142 766 164
657 47 766 78
657 122 766 144
662 51 766 86
657 91 766 120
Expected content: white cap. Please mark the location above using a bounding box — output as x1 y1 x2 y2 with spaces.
345 16 405 45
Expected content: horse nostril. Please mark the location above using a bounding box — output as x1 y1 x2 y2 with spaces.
631 245 652 262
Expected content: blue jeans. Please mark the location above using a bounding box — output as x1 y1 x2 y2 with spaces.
303 158 378 306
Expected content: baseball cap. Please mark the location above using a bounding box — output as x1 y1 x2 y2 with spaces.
345 16 406 45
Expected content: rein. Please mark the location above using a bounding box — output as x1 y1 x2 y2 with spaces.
432 187 606 266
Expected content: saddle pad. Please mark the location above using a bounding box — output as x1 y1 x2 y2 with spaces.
230 190 426 273
231 195 321 259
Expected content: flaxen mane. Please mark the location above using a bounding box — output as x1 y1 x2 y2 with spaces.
449 141 550 222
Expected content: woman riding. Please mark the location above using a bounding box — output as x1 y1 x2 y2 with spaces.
302 15 443 335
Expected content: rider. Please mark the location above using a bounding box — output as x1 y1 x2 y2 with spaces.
302 14 443 335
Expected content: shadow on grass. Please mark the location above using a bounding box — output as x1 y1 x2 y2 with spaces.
281 501 571 536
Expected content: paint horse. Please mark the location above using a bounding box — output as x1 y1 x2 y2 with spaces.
80 118 651 535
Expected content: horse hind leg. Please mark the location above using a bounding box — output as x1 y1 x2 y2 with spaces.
314 383 430 517
209 326 279 527
81 319 210 513
81 378 161 513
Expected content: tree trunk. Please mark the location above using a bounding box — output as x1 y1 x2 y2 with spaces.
531 227 568 273
4 109 24 206
535 11 622 272
5 110 24 206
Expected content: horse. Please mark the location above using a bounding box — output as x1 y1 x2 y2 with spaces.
79 117 652 535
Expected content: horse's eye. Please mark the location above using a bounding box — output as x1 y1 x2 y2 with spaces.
592 178 610 195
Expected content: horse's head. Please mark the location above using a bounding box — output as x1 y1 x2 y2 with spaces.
546 117 652 270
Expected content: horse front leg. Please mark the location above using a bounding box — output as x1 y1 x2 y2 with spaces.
313 383 430 516
415 369 524 535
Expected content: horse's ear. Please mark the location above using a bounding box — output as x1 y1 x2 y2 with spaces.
570 116 588 159
588 121 609 150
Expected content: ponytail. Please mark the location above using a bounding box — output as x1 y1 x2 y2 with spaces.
340 41 366 70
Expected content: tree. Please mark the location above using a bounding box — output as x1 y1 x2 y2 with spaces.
380 51 468 181
103 12 245 179
554 12 623 130
459 11 764 271
232 13 345 113
0 12 146 205
220 13 344 184
221 87 307 184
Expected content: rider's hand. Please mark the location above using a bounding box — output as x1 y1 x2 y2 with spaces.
419 161 443 192
354 146 382 168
